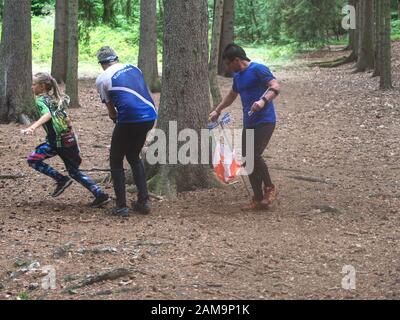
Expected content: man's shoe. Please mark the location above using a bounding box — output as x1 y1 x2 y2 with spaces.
52 177 73 198
132 201 151 215
241 199 269 212
90 193 111 208
264 185 278 205
108 207 130 218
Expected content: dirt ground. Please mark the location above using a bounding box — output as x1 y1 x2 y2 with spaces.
0 45 399 300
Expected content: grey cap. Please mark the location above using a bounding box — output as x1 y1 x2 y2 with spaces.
96 46 119 64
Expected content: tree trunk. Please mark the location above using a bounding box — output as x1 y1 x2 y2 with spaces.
65 0 80 108
353 0 361 60
380 0 392 89
138 0 161 93
0 0 34 123
373 0 381 77
209 0 224 107
355 0 375 72
102 0 115 25
149 0 215 196
51 0 68 84
126 0 132 21
398 0 400 20
218 0 234 77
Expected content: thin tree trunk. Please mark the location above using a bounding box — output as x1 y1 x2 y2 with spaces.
0 0 33 123
380 0 392 89
209 0 224 107
355 0 375 72
348 0 356 52
102 0 114 25
51 0 68 84
126 0 132 21
353 0 360 60
66 0 80 108
218 0 234 77
138 0 161 93
373 0 381 77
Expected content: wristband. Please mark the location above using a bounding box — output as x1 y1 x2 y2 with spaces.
270 88 280 96
262 97 268 104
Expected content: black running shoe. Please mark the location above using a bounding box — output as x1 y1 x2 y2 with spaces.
52 177 73 198
108 207 130 218
89 193 111 208
132 201 151 215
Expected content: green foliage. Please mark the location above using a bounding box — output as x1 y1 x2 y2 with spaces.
19 0 400 72
31 0 54 16
392 19 400 41
18 292 29 300
234 0 347 46
31 14 140 65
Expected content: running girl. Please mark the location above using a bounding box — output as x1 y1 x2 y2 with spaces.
21 72 111 207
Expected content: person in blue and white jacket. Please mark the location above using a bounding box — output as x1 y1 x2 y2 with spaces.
96 46 157 217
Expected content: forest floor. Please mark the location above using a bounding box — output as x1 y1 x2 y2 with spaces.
1 44 400 300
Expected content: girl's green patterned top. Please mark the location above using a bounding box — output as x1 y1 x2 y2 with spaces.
35 94 71 147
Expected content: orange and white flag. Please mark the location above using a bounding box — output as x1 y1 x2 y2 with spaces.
213 141 241 184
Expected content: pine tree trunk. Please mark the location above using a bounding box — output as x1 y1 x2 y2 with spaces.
398 0 400 20
209 0 224 107
102 0 114 24
353 0 361 59
51 0 68 84
380 0 392 89
373 0 382 77
218 0 234 77
355 0 375 72
126 0 132 21
0 0 34 123
138 0 161 93
66 0 80 108
348 0 356 52
149 0 215 196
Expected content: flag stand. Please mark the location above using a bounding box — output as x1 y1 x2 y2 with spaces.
210 114 252 198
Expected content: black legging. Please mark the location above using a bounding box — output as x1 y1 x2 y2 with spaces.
110 121 155 208
242 122 275 201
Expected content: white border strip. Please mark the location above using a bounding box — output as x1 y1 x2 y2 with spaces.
109 87 156 112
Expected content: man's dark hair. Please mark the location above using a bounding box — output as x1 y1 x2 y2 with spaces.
222 44 251 62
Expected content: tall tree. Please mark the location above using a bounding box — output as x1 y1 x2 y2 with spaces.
126 0 132 21
149 0 214 196
0 0 34 123
373 0 382 77
102 0 115 25
51 0 68 84
218 0 234 77
355 0 375 72
66 0 80 108
138 0 161 93
380 0 392 89
209 0 224 107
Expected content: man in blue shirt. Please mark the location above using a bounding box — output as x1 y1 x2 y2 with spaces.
96 46 157 217
209 44 281 211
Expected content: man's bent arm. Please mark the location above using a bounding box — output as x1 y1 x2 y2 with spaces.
214 89 239 114
263 79 281 102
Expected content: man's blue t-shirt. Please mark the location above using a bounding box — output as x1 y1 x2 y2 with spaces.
96 63 158 123
233 62 276 129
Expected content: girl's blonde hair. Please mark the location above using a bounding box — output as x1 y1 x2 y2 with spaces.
33 72 63 106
